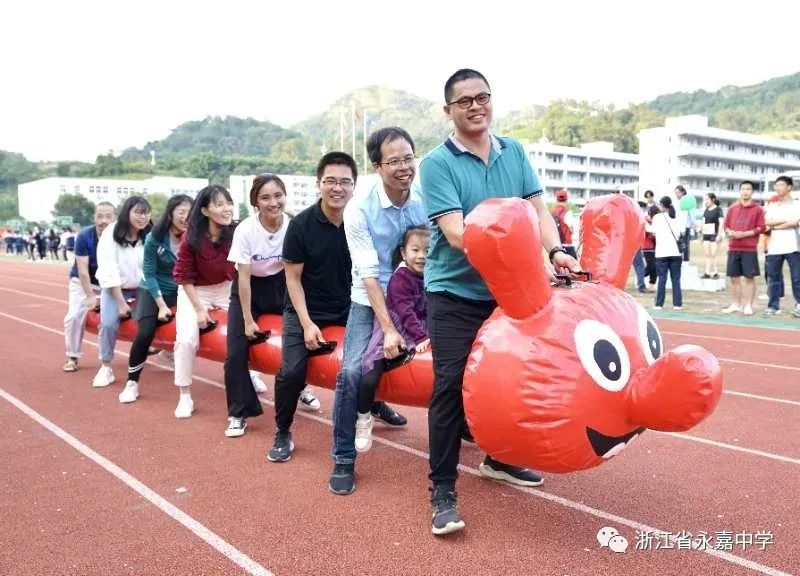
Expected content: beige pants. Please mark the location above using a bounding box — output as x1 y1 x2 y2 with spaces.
173 282 231 387
64 277 100 358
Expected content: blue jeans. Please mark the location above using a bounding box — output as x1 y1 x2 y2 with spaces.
655 257 682 307
98 287 136 362
332 302 375 465
766 252 800 311
632 249 646 290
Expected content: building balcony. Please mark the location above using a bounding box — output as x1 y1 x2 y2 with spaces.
675 145 800 167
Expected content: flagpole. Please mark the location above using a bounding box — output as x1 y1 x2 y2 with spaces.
339 107 344 151
351 101 356 160
363 110 368 174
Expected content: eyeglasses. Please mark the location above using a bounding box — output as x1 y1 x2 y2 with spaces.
379 155 416 169
448 92 491 109
320 177 355 188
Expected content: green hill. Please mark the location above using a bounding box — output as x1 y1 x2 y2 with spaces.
120 116 301 160
647 71 800 138
292 85 451 160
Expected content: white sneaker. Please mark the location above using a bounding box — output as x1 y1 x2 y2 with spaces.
156 350 174 367
224 417 247 438
92 366 115 388
743 305 754 316
673 306 682 310
118 380 139 403
174 395 194 419
250 370 268 393
355 413 374 453
722 304 741 314
299 388 321 411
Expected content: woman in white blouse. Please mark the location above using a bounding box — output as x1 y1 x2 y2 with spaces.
92 196 151 388
646 196 684 310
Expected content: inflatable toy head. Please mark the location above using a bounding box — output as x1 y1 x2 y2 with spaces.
462 195 723 473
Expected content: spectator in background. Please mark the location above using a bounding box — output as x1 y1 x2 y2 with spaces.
550 189 577 258
632 200 649 293
675 185 696 262
722 181 765 316
647 196 684 310
763 175 800 317
643 189 656 210
642 204 658 286
699 193 724 279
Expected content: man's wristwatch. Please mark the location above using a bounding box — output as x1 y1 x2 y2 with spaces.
549 245 568 263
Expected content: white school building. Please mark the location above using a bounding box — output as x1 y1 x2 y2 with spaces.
18 176 208 222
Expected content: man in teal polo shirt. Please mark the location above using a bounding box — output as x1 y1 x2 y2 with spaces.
421 68 581 536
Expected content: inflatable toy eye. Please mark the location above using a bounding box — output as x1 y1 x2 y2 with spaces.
574 320 631 392
637 304 663 365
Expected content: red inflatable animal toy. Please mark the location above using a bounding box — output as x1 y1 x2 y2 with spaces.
461 195 723 472
85 194 723 473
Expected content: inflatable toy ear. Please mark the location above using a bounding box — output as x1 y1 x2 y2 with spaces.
464 198 552 319
580 195 645 289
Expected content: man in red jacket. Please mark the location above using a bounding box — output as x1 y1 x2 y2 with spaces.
722 181 766 316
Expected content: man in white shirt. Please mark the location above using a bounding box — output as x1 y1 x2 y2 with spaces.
763 175 800 317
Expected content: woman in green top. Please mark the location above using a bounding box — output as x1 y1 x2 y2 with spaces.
119 194 193 404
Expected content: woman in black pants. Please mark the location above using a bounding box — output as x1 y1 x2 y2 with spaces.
118 194 193 404
223 174 291 438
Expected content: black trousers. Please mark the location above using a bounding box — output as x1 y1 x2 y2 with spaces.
643 250 657 284
224 272 285 419
128 288 177 383
427 291 496 487
273 309 312 432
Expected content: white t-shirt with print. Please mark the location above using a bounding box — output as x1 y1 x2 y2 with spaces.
227 214 289 277
765 200 800 255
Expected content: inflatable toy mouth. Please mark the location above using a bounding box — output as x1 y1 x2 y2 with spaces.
586 426 645 459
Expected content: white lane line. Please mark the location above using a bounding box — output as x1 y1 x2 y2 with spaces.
0 286 69 305
0 311 794 576
718 357 800 372
663 331 800 348
14 277 67 288
0 387 273 576
724 390 800 407
659 433 800 466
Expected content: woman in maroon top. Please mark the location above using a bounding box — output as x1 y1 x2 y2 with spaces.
172 185 236 419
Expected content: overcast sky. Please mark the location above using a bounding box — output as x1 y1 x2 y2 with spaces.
1 0 798 162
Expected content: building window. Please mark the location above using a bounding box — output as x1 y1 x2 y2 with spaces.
89 186 95 193
728 144 735 151
74 185 80 193
103 186 108 193
59 185 66 193
706 180 711 188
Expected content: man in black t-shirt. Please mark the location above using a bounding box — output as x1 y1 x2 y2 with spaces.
268 152 401 463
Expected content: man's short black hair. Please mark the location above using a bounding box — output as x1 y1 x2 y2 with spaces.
775 175 794 187
444 69 490 104
740 180 755 189
366 127 415 165
316 152 358 183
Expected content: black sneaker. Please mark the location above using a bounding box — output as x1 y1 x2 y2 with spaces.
461 428 475 443
479 456 544 487
328 463 356 495
267 431 294 463
371 402 407 427
430 486 465 536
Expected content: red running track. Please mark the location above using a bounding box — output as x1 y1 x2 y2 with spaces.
0 259 797 576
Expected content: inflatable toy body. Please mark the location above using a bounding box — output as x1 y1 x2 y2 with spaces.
461 195 723 472
85 195 723 473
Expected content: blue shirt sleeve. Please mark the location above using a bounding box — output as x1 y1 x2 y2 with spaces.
420 152 462 221
74 229 90 257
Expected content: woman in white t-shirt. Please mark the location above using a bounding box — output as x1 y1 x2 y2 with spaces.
222 175 292 438
646 196 684 311
93 196 151 388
